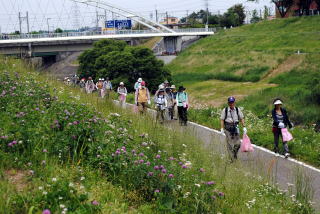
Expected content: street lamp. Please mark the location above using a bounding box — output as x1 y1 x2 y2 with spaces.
47 18 51 33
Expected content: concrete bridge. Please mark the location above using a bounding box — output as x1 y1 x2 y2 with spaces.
0 29 215 57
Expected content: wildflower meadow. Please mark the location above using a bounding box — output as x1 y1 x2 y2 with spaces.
0 58 314 213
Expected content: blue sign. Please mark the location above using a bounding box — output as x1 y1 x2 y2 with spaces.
105 20 132 29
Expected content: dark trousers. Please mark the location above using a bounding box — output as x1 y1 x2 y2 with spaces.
178 106 187 125
273 127 289 154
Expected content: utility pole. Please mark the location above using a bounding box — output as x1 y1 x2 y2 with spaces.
96 10 99 31
186 10 189 23
205 0 209 28
47 18 51 33
18 12 30 34
155 9 158 23
166 11 168 25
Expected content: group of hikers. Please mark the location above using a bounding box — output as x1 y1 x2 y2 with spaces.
68 75 293 161
70 76 189 126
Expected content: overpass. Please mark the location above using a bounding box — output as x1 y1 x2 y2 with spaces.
0 29 215 58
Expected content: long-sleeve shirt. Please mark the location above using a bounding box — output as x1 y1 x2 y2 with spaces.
117 87 127 95
154 94 167 110
176 92 188 107
103 81 112 90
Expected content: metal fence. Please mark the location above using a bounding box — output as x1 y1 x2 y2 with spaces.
0 28 216 41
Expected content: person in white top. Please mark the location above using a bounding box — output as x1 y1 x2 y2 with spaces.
117 82 128 108
103 77 113 98
85 77 96 94
154 89 168 124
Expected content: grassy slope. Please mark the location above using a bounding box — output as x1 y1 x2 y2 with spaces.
0 58 313 213
167 16 320 114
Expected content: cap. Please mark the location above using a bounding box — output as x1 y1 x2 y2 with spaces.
141 81 146 86
273 100 283 105
120 82 124 85
138 78 142 83
228 96 236 103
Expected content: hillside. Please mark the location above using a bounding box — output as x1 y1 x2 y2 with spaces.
167 16 320 124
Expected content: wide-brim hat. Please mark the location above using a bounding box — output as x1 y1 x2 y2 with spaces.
274 100 283 105
138 78 143 82
120 82 124 85
178 86 186 91
171 85 176 89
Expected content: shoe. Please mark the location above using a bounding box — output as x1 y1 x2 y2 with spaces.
274 147 279 154
285 153 290 158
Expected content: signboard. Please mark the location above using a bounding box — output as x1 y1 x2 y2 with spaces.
105 20 132 29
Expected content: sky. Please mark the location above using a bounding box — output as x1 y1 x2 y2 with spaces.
0 0 274 33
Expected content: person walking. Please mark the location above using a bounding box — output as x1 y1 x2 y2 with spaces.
103 77 112 98
154 88 168 124
135 81 150 114
272 98 293 158
85 77 96 94
176 86 189 126
79 78 86 92
117 82 128 108
171 85 178 120
96 78 104 97
220 96 247 162
165 87 175 120
134 78 143 91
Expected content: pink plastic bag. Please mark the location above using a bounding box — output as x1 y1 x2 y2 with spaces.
120 94 125 101
281 128 293 142
240 134 254 152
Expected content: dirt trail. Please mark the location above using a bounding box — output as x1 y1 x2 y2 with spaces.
262 54 305 80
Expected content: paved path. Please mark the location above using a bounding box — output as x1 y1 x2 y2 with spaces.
118 102 320 211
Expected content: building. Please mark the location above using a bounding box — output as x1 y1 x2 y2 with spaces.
160 17 179 25
276 0 319 18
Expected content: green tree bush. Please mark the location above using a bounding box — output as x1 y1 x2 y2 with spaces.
78 39 171 92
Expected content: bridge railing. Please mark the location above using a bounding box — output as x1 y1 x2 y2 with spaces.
0 28 217 41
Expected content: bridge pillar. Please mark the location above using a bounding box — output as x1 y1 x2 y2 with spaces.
163 36 182 55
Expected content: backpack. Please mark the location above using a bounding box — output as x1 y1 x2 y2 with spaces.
224 107 240 122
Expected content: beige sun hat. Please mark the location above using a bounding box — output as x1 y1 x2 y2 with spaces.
273 100 283 105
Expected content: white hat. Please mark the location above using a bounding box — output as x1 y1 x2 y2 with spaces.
102 78 105 81
120 82 124 85
171 85 176 89
274 100 283 105
138 78 142 82
159 84 165 89
98 78 101 81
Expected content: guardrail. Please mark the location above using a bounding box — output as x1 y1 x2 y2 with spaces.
0 28 217 41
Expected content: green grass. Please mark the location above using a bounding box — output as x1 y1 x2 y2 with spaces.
0 58 315 213
165 16 320 167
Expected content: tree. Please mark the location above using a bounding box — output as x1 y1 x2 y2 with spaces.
263 6 270 20
251 10 262 23
272 0 294 18
77 39 171 92
221 4 246 27
54 28 63 33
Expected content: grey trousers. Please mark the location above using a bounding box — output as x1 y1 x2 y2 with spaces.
225 130 241 161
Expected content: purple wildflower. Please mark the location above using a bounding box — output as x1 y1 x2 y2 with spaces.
8 143 13 147
211 195 216 200
12 141 17 145
168 174 174 178
139 153 144 157
145 161 151 166
218 192 225 197
131 149 136 154
154 165 160 170
115 150 121 155
182 165 187 169
169 157 175 161
139 159 144 164
199 168 205 173
206 181 215 185
147 172 154 177
159 165 165 170
73 121 79 125
72 135 77 140
161 169 167 174
156 154 161 159
1 136 8 139
42 209 51 214
154 189 160 193
178 162 183 165
35 108 40 111
92 200 99 206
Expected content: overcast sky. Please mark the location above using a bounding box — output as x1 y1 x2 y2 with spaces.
0 0 274 33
